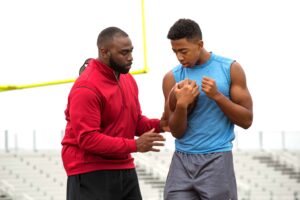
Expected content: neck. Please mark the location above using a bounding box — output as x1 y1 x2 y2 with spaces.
97 57 108 66
196 49 211 65
97 57 120 79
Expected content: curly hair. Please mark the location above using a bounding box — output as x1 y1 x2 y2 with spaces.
167 19 202 41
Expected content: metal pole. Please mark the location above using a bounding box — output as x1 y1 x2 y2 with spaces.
33 130 37 152
281 131 286 150
259 131 263 151
4 130 9 153
14 134 18 152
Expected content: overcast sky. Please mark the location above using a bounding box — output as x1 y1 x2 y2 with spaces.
0 0 299 150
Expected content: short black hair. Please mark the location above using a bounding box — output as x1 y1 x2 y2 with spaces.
97 27 128 49
167 19 202 41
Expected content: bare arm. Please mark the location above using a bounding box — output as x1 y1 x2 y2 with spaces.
201 61 253 129
162 71 180 136
162 72 199 138
162 71 186 138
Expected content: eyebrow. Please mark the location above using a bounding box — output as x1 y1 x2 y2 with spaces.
120 47 134 52
172 48 188 52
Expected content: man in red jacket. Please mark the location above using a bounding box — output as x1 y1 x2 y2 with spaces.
61 26 168 200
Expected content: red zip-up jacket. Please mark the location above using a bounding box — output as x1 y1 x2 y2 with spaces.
61 59 161 176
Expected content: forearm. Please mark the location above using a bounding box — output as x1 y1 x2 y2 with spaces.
214 93 253 129
78 131 137 155
169 106 188 139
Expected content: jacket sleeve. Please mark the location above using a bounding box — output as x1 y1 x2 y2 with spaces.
69 87 137 154
134 91 161 136
135 114 161 136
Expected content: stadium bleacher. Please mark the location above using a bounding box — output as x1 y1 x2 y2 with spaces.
1 149 300 200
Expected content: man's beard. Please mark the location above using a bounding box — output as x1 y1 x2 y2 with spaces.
109 57 130 74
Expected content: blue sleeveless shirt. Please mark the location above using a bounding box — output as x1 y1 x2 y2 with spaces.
172 53 235 154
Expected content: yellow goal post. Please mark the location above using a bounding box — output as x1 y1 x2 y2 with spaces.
0 0 148 92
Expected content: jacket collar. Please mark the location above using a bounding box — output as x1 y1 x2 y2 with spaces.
91 58 118 81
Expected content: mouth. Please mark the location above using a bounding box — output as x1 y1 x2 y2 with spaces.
124 65 131 70
181 62 189 67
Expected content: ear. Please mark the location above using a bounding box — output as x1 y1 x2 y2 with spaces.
100 48 110 58
198 40 204 49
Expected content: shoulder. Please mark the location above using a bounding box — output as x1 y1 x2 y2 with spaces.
124 73 136 82
230 61 245 77
69 83 102 108
229 61 248 87
73 64 106 98
162 70 176 99
72 80 102 100
163 64 181 86
163 70 174 83
212 53 235 66
121 73 140 94
211 53 242 72
125 73 138 88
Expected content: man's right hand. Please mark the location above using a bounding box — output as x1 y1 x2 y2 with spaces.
136 128 165 152
175 79 200 109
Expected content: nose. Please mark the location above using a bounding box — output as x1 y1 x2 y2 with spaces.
176 53 184 62
127 53 133 62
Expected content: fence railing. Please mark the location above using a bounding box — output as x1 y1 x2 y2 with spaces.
1 129 300 151
234 130 300 150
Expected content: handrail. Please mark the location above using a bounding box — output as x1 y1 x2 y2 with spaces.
0 179 15 198
21 193 35 200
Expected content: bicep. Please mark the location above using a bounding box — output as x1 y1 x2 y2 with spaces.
230 62 253 110
162 71 176 119
162 71 176 101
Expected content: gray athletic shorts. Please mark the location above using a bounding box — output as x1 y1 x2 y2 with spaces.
164 151 237 200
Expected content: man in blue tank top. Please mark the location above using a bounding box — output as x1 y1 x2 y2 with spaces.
163 19 253 200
